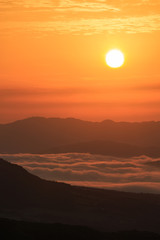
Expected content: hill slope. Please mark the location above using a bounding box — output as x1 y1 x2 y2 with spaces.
0 158 160 233
0 218 160 240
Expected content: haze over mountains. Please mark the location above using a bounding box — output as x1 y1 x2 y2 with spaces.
1 158 160 234
0 117 160 157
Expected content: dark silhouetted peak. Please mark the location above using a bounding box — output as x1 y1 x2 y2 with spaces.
101 119 115 124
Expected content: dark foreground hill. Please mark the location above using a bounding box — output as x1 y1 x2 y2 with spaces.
0 158 160 234
1 117 160 156
0 218 160 240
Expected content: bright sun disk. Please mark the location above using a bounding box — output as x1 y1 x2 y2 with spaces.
106 49 124 68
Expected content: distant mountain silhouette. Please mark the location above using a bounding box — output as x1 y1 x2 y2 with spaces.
1 218 160 240
44 140 160 157
1 117 160 156
1 158 160 233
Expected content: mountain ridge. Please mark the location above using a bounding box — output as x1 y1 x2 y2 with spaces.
1 117 160 155
44 139 160 157
1 116 160 125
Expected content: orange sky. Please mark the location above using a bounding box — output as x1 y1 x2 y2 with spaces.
0 0 160 123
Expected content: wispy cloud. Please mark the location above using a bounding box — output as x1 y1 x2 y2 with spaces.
1 86 160 108
1 14 160 35
1 0 160 35
49 15 160 34
133 0 160 7
1 0 159 11
0 0 119 12
0 0 56 9
56 0 120 13
0 87 89 98
1 153 160 194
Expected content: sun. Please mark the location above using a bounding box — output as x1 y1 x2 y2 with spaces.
105 49 125 68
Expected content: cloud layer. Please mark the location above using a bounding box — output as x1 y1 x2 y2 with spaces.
1 153 160 194
1 0 160 35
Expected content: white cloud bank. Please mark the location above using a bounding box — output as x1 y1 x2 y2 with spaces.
1 153 160 194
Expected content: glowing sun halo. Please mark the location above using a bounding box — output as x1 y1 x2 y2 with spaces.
106 49 124 68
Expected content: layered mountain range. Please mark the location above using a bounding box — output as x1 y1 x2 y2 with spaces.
0 117 160 156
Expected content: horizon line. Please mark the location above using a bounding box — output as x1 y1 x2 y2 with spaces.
1 116 160 125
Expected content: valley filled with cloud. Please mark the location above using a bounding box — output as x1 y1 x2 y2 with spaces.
1 153 160 194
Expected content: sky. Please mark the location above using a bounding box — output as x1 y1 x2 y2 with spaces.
1 0 160 123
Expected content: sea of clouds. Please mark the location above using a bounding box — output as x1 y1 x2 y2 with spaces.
1 153 160 194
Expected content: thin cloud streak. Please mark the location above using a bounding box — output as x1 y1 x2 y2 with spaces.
0 0 120 12
1 15 160 35
0 0 57 9
56 0 120 13
1 0 160 35
1 0 160 11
